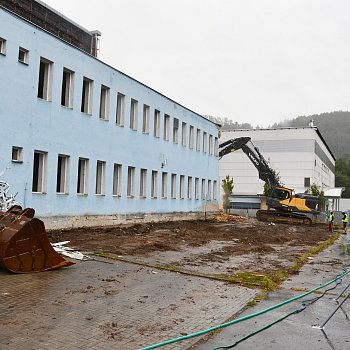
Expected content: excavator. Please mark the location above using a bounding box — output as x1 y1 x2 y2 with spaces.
219 137 321 225
0 178 73 273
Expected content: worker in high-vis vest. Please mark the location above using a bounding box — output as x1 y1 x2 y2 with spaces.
342 211 348 234
328 211 334 233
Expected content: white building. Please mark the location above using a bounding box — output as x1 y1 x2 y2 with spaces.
219 127 335 196
0 1 220 228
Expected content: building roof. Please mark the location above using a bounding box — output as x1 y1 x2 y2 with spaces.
324 188 344 198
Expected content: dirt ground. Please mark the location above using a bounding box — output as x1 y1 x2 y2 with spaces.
48 214 334 275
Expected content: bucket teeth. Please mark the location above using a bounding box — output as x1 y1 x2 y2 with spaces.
0 206 74 273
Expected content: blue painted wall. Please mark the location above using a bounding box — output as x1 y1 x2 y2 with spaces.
0 7 219 217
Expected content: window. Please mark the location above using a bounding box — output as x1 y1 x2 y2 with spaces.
195 178 199 200
154 110 160 137
127 166 135 197
203 132 208 153
140 169 147 198
213 180 217 200
214 137 218 156
99 85 110 120
113 164 122 196
162 172 167 198
116 93 125 125
171 174 177 199
142 104 150 134
201 179 206 200
18 47 29 64
187 176 192 199
181 122 187 147
304 177 311 187
37 58 53 101
95 161 106 195
56 155 69 194
77 158 89 194
81 77 93 114
32 151 47 193
207 179 212 200
180 175 185 199
61 68 74 108
12 146 23 162
196 129 201 151
189 126 194 149
209 135 213 155
130 99 138 130
151 171 158 198
173 118 179 144
0 37 6 55
164 114 170 141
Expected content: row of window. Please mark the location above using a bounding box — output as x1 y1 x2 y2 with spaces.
0 36 219 156
11 147 217 200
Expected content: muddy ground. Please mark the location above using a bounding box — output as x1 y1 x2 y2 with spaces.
48 214 334 276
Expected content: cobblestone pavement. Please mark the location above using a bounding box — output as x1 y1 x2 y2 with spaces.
0 256 256 350
194 235 350 349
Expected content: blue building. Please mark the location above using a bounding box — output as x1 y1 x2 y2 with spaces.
0 1 219 228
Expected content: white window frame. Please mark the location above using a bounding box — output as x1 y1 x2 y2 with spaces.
12 146 23 162
127 166 135 197
0 37 6 55
140 168 147 198
203 132 208 153
187 176 192 199
154 110 160 138
189 126 194 149
201 179 206 200
173 118 179 144
209 135 213 155
77 158 89 195
213 180 217 200
95 160 106 195
214 137 219 156
113 164 122 196
162 172 167 198
171 173 177 199
196 128 201 151
164 114 170 141
32 151 47 193
61 68 74 108
207 179 212 200
151 171 158 198
81 77 93 114
99 85 110 120
142 104 150 134
37 57 53 101
195 177 199 200
116 93 125 126
182 122 187 147
56 154 69 194
18 47 29 64
180 175 185 199
130 99 138 130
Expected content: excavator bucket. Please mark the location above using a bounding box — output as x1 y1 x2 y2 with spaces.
0 206 74 273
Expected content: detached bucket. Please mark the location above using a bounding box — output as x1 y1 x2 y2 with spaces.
0 206 74 273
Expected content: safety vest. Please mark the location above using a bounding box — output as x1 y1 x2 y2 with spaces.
342 213 348 223
329 213 334 223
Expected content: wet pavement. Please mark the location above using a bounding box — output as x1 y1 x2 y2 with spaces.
194 234 350 350
1 234 349 350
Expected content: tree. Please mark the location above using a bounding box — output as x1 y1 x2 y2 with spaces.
222 175 234 213
335 156 350 198
310 183 325 210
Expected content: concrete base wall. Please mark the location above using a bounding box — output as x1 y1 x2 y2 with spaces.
41 209 219 230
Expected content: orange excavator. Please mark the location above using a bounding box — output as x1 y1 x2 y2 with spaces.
0 177 74 273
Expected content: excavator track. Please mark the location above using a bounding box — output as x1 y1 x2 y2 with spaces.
256 209 312 225
0 206 74 273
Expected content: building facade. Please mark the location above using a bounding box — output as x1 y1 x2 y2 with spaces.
0 3 220 228
219 127 335 196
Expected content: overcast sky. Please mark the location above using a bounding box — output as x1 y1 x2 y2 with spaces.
44 0 350 127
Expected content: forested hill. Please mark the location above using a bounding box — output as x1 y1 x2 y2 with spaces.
214 111 350 159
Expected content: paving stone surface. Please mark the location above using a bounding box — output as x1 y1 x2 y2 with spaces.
0 256 256 350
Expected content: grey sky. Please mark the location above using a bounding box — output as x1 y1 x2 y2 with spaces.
44 0 350 127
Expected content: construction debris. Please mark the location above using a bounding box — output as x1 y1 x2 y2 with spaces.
215 211 246 222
